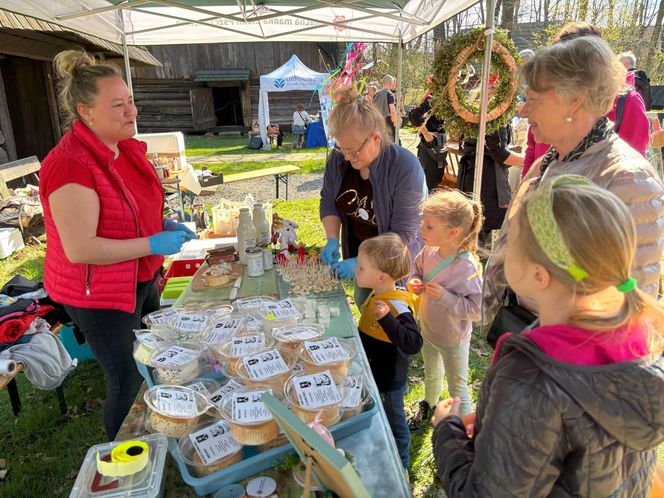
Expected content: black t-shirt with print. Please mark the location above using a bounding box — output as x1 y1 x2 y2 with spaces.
335 167 379 257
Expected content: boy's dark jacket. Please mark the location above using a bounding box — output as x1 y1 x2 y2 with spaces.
433 333 664 497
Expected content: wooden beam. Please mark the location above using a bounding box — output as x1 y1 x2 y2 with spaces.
0 156 41 182
0 66 17 162
42 62 62 145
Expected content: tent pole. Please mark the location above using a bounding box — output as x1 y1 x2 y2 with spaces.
473 0 496 202
121 11 137 135
395 36 403 144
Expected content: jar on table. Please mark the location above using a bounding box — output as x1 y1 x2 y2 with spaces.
262 247 274 271
246 247 264 277
237 208 257 266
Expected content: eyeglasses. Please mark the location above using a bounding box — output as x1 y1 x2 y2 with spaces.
333 135 372 159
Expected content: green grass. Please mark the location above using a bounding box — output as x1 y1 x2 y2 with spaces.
185 135 327 158
0 243 45 282
195 158 325 176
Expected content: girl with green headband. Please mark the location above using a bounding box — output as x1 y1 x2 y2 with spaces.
431 176 664 497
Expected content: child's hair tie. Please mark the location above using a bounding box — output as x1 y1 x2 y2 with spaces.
616 277 637 293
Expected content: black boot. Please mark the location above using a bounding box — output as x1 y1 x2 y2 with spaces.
408 399 432 432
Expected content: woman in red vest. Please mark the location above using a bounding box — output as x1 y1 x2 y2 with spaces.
39 50 194 440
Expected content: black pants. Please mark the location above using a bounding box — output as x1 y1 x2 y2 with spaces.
65 273 160 440
417 144 444 192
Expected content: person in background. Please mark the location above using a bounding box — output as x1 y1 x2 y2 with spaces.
355 233 422 471
366 82 379 102
373 75 399 140
433 177 664 497
618 50 653 111
407 191 483 431
39 49 194 440
522 22 650 178
483 35 664 340
319 87 425 308
409 76 447 191
292 103 310 150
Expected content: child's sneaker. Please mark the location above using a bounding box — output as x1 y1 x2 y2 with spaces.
408 399 432 432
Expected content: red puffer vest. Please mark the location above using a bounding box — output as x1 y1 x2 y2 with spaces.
40 121 164 313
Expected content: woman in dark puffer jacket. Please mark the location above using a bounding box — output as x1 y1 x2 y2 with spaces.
432 176 664 497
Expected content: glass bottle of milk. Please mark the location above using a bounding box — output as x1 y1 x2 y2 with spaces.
237 208 257 265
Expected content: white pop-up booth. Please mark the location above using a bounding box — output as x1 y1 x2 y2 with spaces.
258 55 331 150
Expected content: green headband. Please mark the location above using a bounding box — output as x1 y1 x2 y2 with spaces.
526 175 592 282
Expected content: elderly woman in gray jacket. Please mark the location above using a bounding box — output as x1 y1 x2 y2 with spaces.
319 87 426 307
483 35 664 335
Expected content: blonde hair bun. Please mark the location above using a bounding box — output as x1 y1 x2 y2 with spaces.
333 87 360 105
53 50 96 80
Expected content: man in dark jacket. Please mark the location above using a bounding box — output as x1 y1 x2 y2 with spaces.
432 333 664 497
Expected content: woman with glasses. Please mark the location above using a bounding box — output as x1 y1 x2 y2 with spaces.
319 87 426 307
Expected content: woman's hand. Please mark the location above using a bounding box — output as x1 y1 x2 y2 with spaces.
432 397 461 427
420 125 435 143
331 257 357 279
407 278 425 294
163 218 196 240
424 281 444 301
321 237 341 264
375 300 390 319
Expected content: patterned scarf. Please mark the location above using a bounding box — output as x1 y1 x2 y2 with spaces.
539 116 615 176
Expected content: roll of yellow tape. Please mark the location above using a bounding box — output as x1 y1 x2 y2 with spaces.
96 440 149 477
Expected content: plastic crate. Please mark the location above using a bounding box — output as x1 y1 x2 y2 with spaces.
164 259 204 280
59 325 96 362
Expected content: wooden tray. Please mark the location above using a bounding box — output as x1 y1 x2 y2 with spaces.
190 261 243 292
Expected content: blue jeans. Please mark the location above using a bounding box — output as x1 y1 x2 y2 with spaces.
380 384 410 470
65 274 160 440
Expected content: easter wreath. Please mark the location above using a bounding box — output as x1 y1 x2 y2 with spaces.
431 27 520 137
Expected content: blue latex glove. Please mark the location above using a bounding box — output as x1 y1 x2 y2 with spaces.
163 218 196 240
148 231 188 255
332 258 357 280
321 237 341 264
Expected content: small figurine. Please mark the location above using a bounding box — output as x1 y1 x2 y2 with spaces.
273 216 299 261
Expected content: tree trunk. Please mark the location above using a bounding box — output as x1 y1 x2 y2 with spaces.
645 0 664 67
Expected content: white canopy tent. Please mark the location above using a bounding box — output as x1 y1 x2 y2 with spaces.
0 0 497 199
258 54 330 150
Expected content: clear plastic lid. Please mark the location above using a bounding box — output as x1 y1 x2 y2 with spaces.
177 419 243 468
234 348 296 384
144 385 214 419
297 337 357 367
258 299 302 321
133 330 172 364
201 314 247 346
234 296 276 311
68 433 168 498
218 385 284 426
272 323 325 346
142 308 179 327
284 371 345 411
183 377 222 398
212 332 274 361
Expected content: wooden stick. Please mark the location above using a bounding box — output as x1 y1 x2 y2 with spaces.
303 455 314 497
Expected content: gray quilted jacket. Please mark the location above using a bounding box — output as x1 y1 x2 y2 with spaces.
483 135 664 327
433 334 664 497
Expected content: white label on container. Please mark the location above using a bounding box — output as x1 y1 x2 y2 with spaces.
231 390 272 423
209 380 243 406
292 371 341 409
342 376 363 408
189 420 241 465
242 349 288 380
278 326 320 341
244 238 257 248
204 317 245 345
236 297 265 309
146 309 178 325
174 313 209 332
155 387 198 416
230 334 266 357
152 346 198 367
136 333 167 349
304 337 348 365
186 381 211 398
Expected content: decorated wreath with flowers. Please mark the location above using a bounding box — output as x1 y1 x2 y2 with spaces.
431 27 520 138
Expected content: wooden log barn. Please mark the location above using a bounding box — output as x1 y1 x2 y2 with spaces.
0 9 161 165
131 42 341 133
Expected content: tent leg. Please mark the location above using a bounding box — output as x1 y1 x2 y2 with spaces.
121 11 137 135
396 37 403 144
473 0 497 202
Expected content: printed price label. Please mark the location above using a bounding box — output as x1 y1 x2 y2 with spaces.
236 297 270 309
209 380 242 406
136 332 168 349
231 390 272 423
292 371 341 409
189 420 241 465
342 376 363 408
230 334 266 357
204 317 245 345
152 346 199 367
174 313 209 332
242 349 288 380
263 299 298 320
304 337 348 365
186 381 212 398
278 326 320 341
146 309 178 325
155 387 198 416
